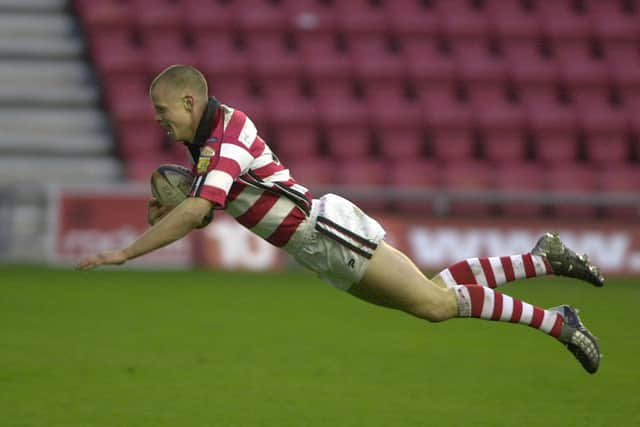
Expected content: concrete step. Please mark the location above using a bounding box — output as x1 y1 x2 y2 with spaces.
0 13 76 38
0 108 108 134
0 132 113 156
0 0 68 13
0 85 98 108
0 156 123 185
0 37 83 59
0 60 93 86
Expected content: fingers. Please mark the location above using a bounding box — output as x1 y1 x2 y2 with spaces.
75 257 98 271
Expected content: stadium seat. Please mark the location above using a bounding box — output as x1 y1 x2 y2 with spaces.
599 166 640 218
366 81 422 128
482 130 529 164
286 158 337 192
585 137 630 164
350 33 406 82
88 29 147 78
297 32 353 80
494 164 546 216
418 82 473 131
131 0 184 33
404 35 456 86
431 128 476 162
537 0 594 41
377 126 425 161
209 77 267 127
385 0 439 37
437 0 490 38
442 161 493 216
272 125 322 163
336 159 389 211
194 33 250 78
102 74 154 125
183 0 237 35
470 85 525 132
504 38 560 89
325 125 373 159
452 38 507 84
116 122 165 160
142 31 197 74
246 32 301 79
315 78 368 127
603 40 640 90
486 0 541 40
587 0 640 42
74 0 132 32
545 165 599 219
285 0 335 35
236 0 287 34
334 0 389 35
555 40 610 89
387 160 441 215
262 77 318 127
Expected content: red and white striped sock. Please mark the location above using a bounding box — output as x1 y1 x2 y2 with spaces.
453 284 564 338
435 254 553 289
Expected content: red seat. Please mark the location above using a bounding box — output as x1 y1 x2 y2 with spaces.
142 31 197 74
573 88 628 140
103 74 153 124
315 79 368 126
325 125 373 159
452 39 507 84
366 81 422 127
504 38 560 89
246 33 301 79
585 137 630 164
604 40 640 90
437 0 490 38
74 0 132 32
126 154 188 182
442 161 493 216
285 0 335 35
494 164 546 217
404 35 456 86
431 129 476 162
623 90 640 134
183 0 237 35
195 33 250 78
298 32 352 79
545 165 598 219
116 123 165 160
470 85 525 131
483 130 529 164
486 0 541 40
555 40 610 89
350 34 406 82
334 0 388 35
538 0 593 41
286 158 337 189
587 0 640 42
209 77 267 127
388 160 440 215
386 0 439 37
599 166 640 218
418 82 473 130
262 77 318 127
88 30 147 78
236 0 287 33
131 0 184 32
273 125 321 163
336 159 388 211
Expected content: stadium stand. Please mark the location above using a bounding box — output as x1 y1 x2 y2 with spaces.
70 0 640 218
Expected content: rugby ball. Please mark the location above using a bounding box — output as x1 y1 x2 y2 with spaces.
150 164 194 206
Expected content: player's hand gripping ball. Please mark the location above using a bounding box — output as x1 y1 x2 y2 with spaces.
149 164 213 228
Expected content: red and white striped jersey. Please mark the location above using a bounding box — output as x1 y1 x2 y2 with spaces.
188 102 312 248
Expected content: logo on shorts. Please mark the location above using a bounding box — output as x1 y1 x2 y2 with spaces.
348 258 355 268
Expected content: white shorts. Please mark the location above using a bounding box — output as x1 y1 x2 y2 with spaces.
285 193 386 291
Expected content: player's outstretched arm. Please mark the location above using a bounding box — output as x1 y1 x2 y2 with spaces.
76 197 213 271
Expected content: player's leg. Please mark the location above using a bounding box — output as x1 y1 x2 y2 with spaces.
431 232 604 289
349 240 601 373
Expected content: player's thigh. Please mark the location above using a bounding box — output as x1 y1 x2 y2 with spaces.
348 241 457 320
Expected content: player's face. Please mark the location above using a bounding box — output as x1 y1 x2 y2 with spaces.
150 83 197 143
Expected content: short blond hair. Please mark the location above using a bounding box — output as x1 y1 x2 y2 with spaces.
150 64 208 97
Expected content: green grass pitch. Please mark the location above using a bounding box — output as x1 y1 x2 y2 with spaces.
1 265 638 427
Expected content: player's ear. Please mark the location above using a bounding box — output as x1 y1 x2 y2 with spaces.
183 96 194 112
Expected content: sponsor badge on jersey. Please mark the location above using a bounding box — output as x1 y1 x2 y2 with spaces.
197 146 216 174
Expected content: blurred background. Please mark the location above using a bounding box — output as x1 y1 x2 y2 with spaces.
1 0 640 272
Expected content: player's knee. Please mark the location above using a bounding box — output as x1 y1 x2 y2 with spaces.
409 301 451 323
